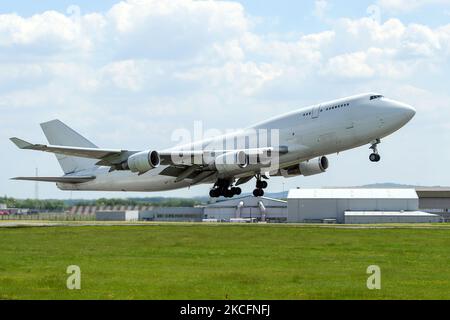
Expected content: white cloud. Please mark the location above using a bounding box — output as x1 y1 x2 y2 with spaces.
377 0 450 13
323 51 374 79
101 60 143 91
314 0 329 19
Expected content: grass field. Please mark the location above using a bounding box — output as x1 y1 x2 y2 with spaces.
1 223 450 300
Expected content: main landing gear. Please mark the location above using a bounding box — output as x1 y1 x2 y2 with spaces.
253 175 268 197
369 139 381 162
209 179 242 198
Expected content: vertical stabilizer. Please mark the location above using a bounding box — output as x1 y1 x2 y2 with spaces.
40 120 98 174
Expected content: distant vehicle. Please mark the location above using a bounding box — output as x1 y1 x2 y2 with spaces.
202 218 220 223
10 93 415 198
0 211 9 216
230 218 256 223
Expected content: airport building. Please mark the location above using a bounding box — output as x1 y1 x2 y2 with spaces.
204 196 287 222
287 188 441 224
140 207 204 222
85 188 450 224
417 188 450 221
96 210 139 222
92 196 288 222
344 211 441 224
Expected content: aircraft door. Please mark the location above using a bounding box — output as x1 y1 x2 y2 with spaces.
311 105 320 119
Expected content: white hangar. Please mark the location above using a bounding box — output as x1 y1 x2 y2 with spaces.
96 210 139 222
287 188 424 223
204 196 287 222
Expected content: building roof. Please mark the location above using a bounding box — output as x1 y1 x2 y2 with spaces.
288 188 418 199
344 211 439 217
415 187 450 198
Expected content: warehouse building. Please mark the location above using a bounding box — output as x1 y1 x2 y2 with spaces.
417 188 450 221
139 207 204 222
287 188 428 223
91 188 450 224
204 196 287 222
96 210 139 221
344 211 441 224
93 197 287 222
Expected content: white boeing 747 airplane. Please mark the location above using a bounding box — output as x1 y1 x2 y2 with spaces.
10 93 415 198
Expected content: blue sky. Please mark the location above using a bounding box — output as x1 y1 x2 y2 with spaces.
2 0 449 30
1 0 450 199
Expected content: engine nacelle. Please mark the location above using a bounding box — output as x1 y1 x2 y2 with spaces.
213 151 248 174
298 156 329 176
275 156 329 177
127 150 160 174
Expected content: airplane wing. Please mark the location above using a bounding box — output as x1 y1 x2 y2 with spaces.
10 137 133 165
158 146 288 166
11 176 96 183
11 137 286 166
10 137 287 185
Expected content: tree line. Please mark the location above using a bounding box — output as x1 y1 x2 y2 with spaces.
0 196 202 211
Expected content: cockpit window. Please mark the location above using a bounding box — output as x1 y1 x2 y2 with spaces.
370 95 384 100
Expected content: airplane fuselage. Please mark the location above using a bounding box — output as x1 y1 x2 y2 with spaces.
57 93 415 192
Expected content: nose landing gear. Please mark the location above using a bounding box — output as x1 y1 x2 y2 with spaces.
369 139 381 162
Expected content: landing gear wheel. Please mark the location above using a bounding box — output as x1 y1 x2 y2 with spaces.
224 189 234 198
231 187 242 196
256 173 269 190
209 189 221 198
253 189 264 197
369 139 381 163
369 153 381 162
257 180 268 189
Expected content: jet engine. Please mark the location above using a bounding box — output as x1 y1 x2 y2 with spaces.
126 150 160 174
274 156 329 177
212 150 249 174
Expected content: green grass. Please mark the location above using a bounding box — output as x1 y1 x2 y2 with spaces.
1 223 450 299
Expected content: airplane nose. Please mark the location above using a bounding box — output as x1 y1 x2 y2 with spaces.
400 103 416 121
393 101 416 122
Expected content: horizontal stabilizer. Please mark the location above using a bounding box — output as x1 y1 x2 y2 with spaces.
10 137 34 149
11 176 96 184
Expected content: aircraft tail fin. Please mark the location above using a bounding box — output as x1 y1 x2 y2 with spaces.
40 120 99 174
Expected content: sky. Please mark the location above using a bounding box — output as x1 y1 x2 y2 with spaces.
1 0 450 199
